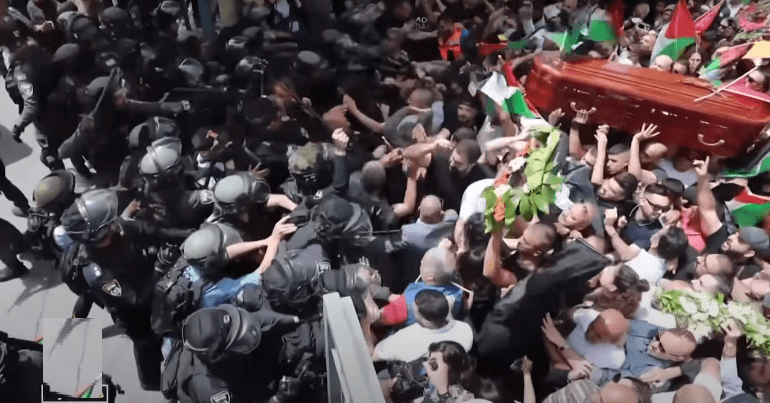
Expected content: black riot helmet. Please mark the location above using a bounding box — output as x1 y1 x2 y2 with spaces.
66 13 101 44
139 137 183 187
60 189 120 243
181 304 261 361
99 6 135 39
178 58 205 86
287 142 335 195
181 223 242 275
311 196 374 247
128 116 181 149
32 170 77 212
231 56 268 92
52 43 93 72
152 0 181 31
212 172 271 217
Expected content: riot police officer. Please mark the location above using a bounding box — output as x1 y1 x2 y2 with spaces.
283 195 375 268
167 304 299 403
25 170 79 261
59 189 189 390
137 137 214 230
7 43 62 169
280 128 350 207
209 172 276 241
120 116 182 196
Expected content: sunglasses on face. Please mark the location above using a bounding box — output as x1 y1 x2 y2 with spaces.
643 196 671 213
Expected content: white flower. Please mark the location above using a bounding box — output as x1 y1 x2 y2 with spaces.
706 301 720 317
680 298 698 314
494 184 512 197
692 312 708 323
522 183 530 193
508 157 527 173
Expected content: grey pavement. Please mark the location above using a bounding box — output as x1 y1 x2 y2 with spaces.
44 318 102 397
0 83 168 402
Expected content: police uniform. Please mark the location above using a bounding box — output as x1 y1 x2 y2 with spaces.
0 334 43 402
0 156 30 215
78 218 168 390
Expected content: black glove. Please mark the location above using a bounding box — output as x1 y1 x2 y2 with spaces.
11 125 23 143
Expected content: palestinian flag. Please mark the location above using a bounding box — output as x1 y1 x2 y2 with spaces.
485 89 539 118
548 28 582 54
726 188 770 228
723 151 770 179
651 0 696 61
704 43 753 72
694 0 724 35
587 0 624 42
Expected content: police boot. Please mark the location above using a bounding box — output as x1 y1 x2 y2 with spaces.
0 261 29 282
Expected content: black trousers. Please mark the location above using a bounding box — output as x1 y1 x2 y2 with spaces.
0 218 27 274
0 157 29 211
111 306 163 390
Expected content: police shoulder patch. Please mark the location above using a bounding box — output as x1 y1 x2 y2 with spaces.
210 390 231 403
15 72 26 81
19 83 33 97
199 190 215 205
101 279 122 297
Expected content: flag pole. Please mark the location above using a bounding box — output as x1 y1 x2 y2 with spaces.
694 65 761 102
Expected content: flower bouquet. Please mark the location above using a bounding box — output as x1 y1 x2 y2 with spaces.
481 126 565 233
656 289 770 356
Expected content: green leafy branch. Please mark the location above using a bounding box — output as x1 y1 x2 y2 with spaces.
482 127 566 233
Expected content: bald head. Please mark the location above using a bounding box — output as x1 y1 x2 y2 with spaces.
420 247 457 285
673 384 717 403
419 195 443 224
651 55 674 72
586 309 629 345
593 382 640 403
641 142 668 166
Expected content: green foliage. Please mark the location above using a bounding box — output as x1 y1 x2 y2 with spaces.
483 126 566 233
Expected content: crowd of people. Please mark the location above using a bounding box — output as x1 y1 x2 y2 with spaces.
0 0 769 401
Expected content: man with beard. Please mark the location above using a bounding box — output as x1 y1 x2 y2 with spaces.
691 157 770 280
718 227 770 280
404 138 491 212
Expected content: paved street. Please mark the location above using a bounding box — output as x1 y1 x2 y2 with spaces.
0 83 168 402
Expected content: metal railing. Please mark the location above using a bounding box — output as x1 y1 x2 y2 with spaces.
323 293 386 403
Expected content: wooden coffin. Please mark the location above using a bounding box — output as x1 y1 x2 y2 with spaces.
523 57 770 159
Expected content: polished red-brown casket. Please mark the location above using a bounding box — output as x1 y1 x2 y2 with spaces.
524 57 770 159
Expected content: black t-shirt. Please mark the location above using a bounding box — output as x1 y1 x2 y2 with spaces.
703 225 729 255
424 152 492 212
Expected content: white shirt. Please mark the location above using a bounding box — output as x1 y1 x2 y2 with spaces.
635 288 678 329
626 249 666 286
373 320 474 363
657 160 697 187
567 309 626 370
459 179 495 220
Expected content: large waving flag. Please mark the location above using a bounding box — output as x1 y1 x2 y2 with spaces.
694 0 724 35
725 188 770 228
651 0 696 61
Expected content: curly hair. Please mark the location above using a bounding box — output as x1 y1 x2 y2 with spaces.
586 289 643 319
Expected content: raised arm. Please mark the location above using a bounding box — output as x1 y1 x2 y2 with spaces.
483 227 518 288
693 156 723 237
591 125 609 186
342 95 385 134
629 123 661 185
604 208 641 262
